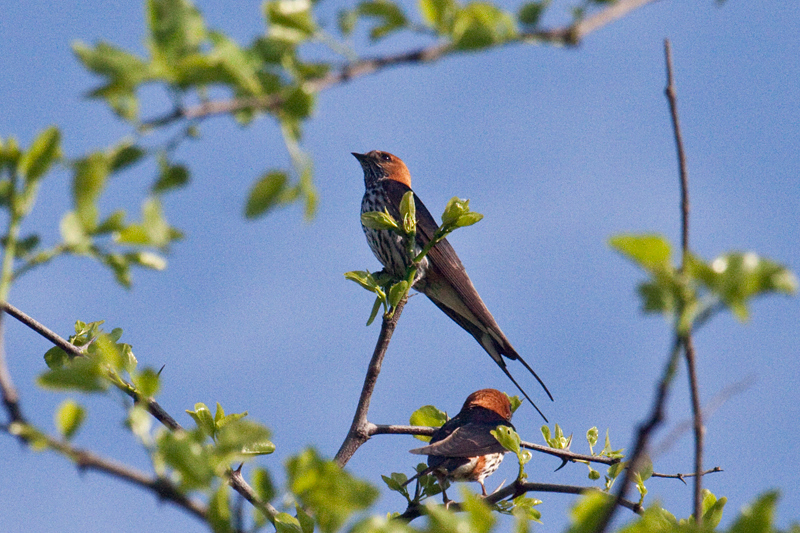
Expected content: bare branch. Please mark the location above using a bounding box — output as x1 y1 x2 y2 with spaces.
334 296 408 467
651 466 723 482
141 0 659 128
0 313 24 424
0 301 182 431
397 480 643 522
664 38 703 524
228 466 279 525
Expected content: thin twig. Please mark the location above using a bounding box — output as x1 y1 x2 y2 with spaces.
372 423 622 466
665 38 703 524
0 301 182 431
651 466 723 482
334 296 408 467
141 0 659 128
397 480 643 522
0 313 24 424
228 466 279 525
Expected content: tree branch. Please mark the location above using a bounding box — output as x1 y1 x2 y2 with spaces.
0 301 182 431
665 38 703 525
334 296 408 467
228 466 279 525
0 313 24 424
396 480 643 522
141 0 659 128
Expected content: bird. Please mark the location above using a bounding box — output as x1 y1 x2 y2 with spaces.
403 388 515 504
352 150 553 420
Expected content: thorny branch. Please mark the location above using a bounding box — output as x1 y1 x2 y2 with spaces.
397 480 644 522
142 0 659 128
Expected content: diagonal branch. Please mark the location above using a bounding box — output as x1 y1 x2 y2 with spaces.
0 301 182 431
396 480 643 522
142 0 659 128
334 296 408 467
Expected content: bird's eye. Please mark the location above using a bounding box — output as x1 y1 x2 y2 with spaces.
381 153 392 162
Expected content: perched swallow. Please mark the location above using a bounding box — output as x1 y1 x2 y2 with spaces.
404 389 514 504
353 150 552 420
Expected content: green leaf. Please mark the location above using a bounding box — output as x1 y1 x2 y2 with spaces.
146 0 207 65
452 2 517 51
388 280 408 308
251 467 276 503
60 211 92 252
361 210 400 232
586 426 598 450
153 163 190 193
94 211 126 234
109 144 145 173
587 467 600 480
264 0 317 43
441 196 470 227
207 483 234 533
491 425 520 454
156 428 214 490
55 399 86 440
207 31 264 95
282 85 315 119
19 126 61 184
687 252 797 321
215 419 275 458
73 153 111 230
275 513 303 533
286 448 379 533
568 491 613 533
245 171 288 218
399 190 416 234
366 296 383 326
609 234 672 273
73 41 150 86
419 0 459 33
700 489 727 529
518 1 547 27
186 402 216 437
357 0 409 40
132 367 161 397
44 346 70 369
38 357 108 392
729 491 777 533
409 404 448 442
454 211 483 228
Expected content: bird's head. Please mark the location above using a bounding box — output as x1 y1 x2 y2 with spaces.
461 389 513 422
352 150 412 188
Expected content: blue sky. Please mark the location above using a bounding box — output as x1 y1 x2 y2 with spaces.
1 0 798 532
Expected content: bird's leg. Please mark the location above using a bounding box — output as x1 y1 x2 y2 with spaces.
479 480 488 497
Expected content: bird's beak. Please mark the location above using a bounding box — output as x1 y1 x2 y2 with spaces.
351 152 367 162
